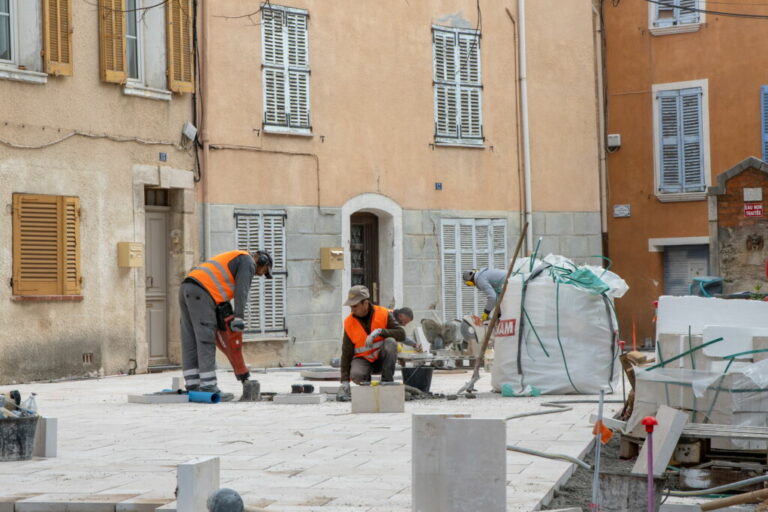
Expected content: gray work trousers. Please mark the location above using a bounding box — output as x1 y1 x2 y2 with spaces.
179 281 219 391
350 338 398 384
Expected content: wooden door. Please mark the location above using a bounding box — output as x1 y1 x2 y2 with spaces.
350 213 379 303
145 207 169 362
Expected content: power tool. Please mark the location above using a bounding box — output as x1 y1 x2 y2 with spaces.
214 315 250 382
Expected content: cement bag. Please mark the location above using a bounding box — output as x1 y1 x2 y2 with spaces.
492 254 625 395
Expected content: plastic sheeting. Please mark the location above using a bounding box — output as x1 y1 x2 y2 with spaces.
627 360 768 450
491 254 627 395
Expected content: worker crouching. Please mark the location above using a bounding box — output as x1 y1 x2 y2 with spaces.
337 285 405 401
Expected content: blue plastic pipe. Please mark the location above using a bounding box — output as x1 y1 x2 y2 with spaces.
188 391 221 404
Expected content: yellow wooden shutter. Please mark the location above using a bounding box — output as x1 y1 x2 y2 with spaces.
98 0 127 84
12 194 61 296
166 0 194 93
43 0 74 76
62 197 81 295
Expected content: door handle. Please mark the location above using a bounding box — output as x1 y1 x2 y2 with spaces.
146 276 154 288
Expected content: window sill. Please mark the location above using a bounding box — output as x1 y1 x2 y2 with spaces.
434 141 485 149
656 191 707 203
0 66 47 85
263 125 312 137
123 83 172 101
12 295 84 302
243 335 289 343
650 23 702 36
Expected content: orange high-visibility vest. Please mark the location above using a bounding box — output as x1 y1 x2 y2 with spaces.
344 305 389 362
187 250 249 304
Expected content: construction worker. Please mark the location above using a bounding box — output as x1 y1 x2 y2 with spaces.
463 268 506 321
337 285 405 400
392 307 423 352
179 250 273 400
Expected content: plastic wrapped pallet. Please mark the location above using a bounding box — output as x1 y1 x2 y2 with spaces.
491 254 627 395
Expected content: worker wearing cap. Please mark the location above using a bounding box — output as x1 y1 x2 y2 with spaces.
463 268 506 321
392 306 423 352
337 285 406 400
180 250 273 399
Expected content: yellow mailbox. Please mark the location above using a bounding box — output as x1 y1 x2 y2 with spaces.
320 247 344 270
118 242 144 268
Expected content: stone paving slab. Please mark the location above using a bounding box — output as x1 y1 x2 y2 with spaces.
0 370 620 511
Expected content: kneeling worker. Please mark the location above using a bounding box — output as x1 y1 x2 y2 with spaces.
338 285 405 400
180 249 273 400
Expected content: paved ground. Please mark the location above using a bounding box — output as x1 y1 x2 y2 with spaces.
1 368 620 511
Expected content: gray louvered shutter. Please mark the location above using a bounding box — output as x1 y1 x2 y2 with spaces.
286 11 310 129
681 88 704 192
434 29 458 139
653 0 674 26
441 220 459 321
262 8 287 127
457 33 482 140
678 0 699 24
761 86 768 161
492 220 507 270
236 214 262 333
659 90 682 192
459 222 478 314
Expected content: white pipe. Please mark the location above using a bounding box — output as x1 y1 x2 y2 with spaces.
518 0 533 254
592 2 608 234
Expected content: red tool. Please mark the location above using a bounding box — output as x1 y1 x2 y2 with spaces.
214 315 250 382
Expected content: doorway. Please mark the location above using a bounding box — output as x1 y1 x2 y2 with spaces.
145 188 169 364
351 212 379 304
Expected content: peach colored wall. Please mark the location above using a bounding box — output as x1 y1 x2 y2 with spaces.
204 0 600 214
604 1 768 342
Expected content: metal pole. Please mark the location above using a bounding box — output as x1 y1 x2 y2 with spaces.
590 388 605 511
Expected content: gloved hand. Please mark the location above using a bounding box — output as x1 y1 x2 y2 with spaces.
230 317 245 332
337 381 351 402
364 328 383 348
415 343 423 353
481 310 490 322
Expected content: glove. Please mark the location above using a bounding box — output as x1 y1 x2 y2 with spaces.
337 381 351 402
481 310 490 322
364 328 383 348
230 317 245 332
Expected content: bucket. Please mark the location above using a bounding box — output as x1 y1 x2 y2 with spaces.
0 416 39 461
401 366 433 393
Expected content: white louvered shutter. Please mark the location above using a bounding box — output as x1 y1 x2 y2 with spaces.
659 91 681 192
680 88 703 192
457 33 482 140
434 30 458 139
286 11 310 129
654 0 675 26
236 212 287 335
441 220 459 321
262 8 286 127
762 86 768 161
492 220 507 270
678 0 699 24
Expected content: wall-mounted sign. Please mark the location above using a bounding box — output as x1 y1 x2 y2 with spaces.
744 203 763 217
613 204 631 218
744 188 763 202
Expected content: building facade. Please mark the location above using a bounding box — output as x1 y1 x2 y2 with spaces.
603 0 768 344
200 0 605 365
0 0 196 383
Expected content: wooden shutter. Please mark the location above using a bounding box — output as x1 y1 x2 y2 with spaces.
43 0 73 76
12 194 80 296
680 88 704 192
167 0 194 93
98 0 127 84
440 220 459 321
658 90 681 192
235 211 287 335
761 86 768 161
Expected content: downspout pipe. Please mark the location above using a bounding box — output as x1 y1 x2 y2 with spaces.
200 0 211 259
518 0 533 255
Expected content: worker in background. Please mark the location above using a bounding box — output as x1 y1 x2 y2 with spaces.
462 268 506 321
180 250 273 401
338 285 405 401
392 307 423 352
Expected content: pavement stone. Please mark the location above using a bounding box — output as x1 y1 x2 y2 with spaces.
1 370 620 511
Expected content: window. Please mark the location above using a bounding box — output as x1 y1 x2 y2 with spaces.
98 0 193 97
12 194 81 296
761 86 768 162
235 211 287 336
650 0 703 35
0 0 12 63
663 244 708 295
433 26 483 146
440 219 507 320
653 81 710 201
261 5 311 134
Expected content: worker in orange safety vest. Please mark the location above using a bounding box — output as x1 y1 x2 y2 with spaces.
180 250 273 400
337 285 405 400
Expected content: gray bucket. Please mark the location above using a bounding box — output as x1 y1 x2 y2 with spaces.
0 416 39 461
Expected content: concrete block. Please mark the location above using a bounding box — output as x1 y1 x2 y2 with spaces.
285 207 316 234
207 204 234 232
272 394 326 404
300 369 340 380
33 417 57 458
320 385 340 394
632 405 688 477
313 209 341 235
412 414 506 512
572 212 601 235
561 236 588 260
154 501 176 511
403 235 438 260
544 212 575 236
209 232 235 255
116 495 174 512
286 234 340 260
0 495 39 512
586 234 603 256
128 394 189 404
404 210 425 235
177 457 219 512
286 260 317 288
351 384 404 413
171 377 182 391
15 494 139 512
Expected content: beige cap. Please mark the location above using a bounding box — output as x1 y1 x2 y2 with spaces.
344 285 370 306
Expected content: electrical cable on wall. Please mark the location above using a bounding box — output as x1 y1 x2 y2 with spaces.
644 0 768 19
0 127 181 150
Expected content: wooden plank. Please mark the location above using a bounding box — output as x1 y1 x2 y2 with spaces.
631 405 688 477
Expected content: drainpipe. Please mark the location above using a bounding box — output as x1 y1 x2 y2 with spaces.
518 0 533 255
200 0 211 259
593 1 608 236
